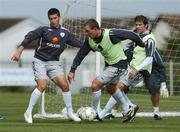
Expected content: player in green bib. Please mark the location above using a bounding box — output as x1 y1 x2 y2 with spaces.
68 18 145 122
100 15 168 121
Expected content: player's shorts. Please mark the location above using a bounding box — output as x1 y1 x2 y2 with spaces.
96 66 126 85
118 65 143 88
32 58 64 81
144 70 160 94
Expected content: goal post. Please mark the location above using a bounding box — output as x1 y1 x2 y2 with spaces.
34 1 180 119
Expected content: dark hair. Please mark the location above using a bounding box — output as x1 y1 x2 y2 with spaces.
84 18 100 29
135 15 149 25
48 8 60 17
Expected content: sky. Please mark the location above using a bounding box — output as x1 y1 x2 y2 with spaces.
0 0 180 24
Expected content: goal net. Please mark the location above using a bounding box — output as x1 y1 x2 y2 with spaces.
34 0 180 119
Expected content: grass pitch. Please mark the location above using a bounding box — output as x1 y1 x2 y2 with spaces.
0 92 180 132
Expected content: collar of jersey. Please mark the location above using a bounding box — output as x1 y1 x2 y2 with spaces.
50 25 61 29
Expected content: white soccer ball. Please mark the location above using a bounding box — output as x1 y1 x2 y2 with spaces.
77 107 96 121
77 107 86 116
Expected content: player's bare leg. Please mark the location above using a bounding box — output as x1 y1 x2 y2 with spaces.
151 93 162 120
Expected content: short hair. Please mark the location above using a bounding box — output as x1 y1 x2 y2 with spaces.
84 19 100 29
48 8 60 17
134 15 149 29
134 15 149 25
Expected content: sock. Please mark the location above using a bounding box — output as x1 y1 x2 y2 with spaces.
111 109 117 116
99 96 116 119
153 107 160 115
26 88 42 113
92 90 101 113
62 91 73 114
112 89 129 113
122 92 134 107
97 101 101 113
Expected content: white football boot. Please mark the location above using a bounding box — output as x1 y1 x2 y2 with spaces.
67 112 81 122
24 111 33 123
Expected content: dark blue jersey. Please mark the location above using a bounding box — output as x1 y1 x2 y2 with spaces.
21 25 82 61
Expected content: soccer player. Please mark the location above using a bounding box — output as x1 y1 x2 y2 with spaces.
146 48 169 120
129 17 169 112
103 48 169 120
67 18 145 122
11 8 82 123
100 15 169 120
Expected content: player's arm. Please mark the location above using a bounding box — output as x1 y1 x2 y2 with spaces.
21 26 43 48
109 29 145 47
11 46 24 61
11 27 43 61
153 49 167 82
136 38 154 71
66 31 83 48
153 49 169 97
68 40 91 83
123 42 134 63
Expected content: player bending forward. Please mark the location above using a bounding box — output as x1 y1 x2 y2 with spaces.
68 19 145 123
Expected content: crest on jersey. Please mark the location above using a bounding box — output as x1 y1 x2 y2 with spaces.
60 32 65 37
48 28 53 31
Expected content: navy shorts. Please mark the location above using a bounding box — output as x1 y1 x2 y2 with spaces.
144 70 160 94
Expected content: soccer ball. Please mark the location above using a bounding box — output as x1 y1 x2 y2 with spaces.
77 107 96 121
77 107 86 116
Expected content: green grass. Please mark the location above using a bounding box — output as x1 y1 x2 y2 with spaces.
0 92 180 132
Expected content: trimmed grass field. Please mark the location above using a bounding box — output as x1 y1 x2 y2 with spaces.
0 92 180 132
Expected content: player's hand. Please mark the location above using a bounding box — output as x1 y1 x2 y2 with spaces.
11 52 21 61
67 72 75 84
143 41 147 47
160 82 169 98
128 67 138 79
11 46 24 61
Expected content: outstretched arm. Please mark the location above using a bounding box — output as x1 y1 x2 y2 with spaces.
68 40 91 83
66 31 83 48
11 26 44 62
11 46 24 61
21 26 43 48
123 42 134 63
11 27 43 61
109 29 145 47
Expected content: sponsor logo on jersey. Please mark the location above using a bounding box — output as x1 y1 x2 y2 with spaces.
47 43 60 48
48 28 53 31
52 37 59 44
